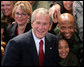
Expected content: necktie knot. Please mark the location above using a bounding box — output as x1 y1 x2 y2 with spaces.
39 40 43 46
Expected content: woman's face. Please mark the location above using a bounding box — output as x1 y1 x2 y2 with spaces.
1 1 13 16
63 1 73 11
58 40 69 59
15 7 29 25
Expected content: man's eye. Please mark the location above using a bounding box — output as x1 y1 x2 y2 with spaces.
43 23 48 25
69 26 73 29
61 26 66 30
36 22 40 24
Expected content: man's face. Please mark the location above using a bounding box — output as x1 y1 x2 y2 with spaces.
31 13 50 39
58 21 75 39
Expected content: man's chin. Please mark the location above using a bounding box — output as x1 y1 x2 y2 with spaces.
63 35 71 39
37 36 43 39
36 35 44 39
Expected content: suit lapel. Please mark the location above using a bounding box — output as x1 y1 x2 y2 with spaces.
43 36 51 65
29 30 39 66
27 30 53 66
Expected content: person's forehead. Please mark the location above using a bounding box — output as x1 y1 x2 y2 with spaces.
59 39 67 43
15 6 26 12
36 13 49 19
1 1 12 4
35 14 50 24
59 40 68 46
59 20 74 25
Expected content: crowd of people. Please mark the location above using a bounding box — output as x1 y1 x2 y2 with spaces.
1 1 83 66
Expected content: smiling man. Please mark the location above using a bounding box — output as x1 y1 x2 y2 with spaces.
1 8 59 66
58 13 75 39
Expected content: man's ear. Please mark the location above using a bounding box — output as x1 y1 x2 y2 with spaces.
31 21 33 24
31 21 33 28
57 24 60 31
49 22 53 31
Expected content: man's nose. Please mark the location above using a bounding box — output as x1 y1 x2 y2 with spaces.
39 24 44 29
65 29 69 33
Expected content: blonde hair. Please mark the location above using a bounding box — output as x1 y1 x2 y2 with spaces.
12 1 32 18
49 4 61 22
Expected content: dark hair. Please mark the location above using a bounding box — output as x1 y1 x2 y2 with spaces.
50 1 67 13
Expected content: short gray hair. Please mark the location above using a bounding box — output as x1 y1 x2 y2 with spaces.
31 8 52 24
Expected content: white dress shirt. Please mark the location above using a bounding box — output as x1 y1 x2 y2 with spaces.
32 29 45 55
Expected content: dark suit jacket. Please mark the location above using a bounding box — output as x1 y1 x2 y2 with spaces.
1 30 59 66
3 22 31 43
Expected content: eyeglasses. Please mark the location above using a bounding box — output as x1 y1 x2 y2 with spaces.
15 12 27 17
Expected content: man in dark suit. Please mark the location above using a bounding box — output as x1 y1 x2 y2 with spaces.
1 8 59 66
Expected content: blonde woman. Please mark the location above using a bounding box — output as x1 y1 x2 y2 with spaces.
3 1 32 43
1 1 15 26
